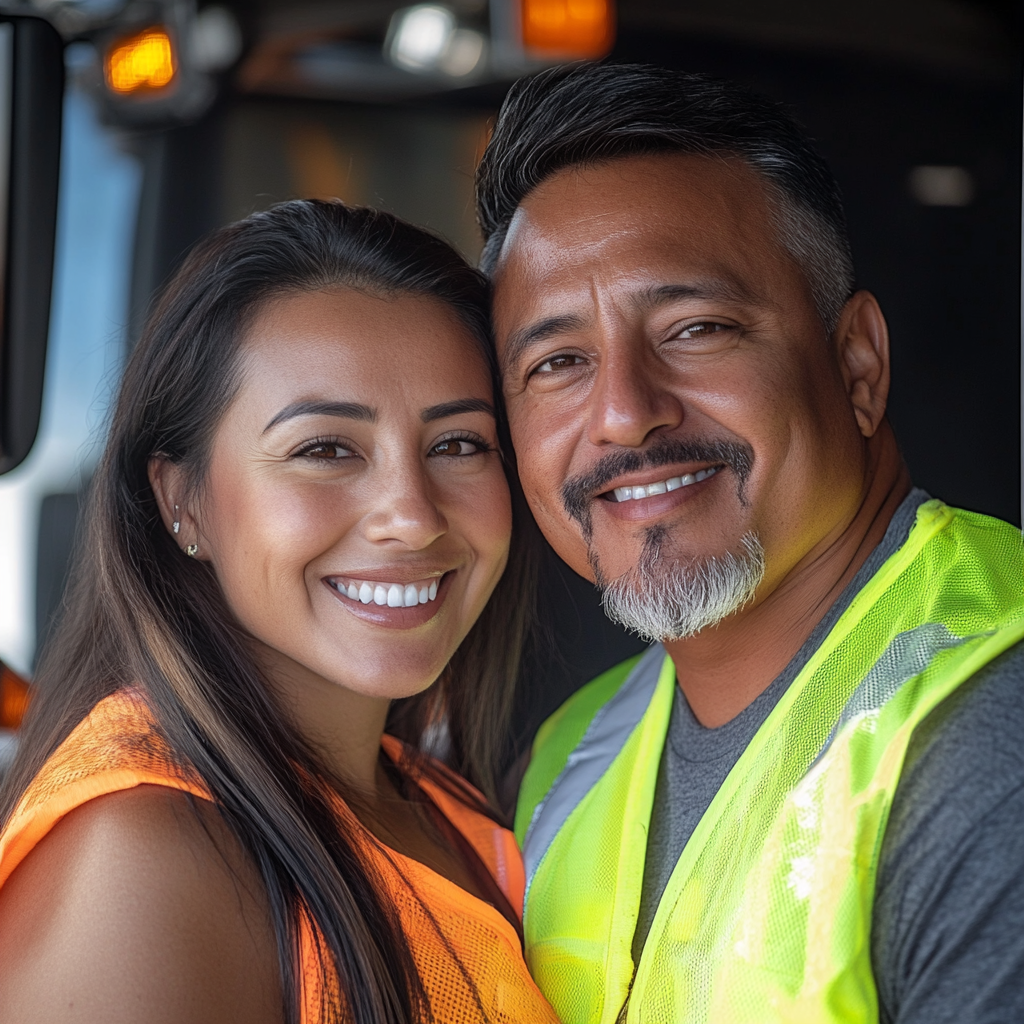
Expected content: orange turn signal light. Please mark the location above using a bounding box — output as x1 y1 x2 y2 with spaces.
105 26 177 95
0 663 31 731
521 0 615 59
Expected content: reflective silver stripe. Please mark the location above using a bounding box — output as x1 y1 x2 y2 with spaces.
810 622 984 769
523 644 667 893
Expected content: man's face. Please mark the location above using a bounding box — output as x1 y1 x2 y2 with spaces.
492 153 869 619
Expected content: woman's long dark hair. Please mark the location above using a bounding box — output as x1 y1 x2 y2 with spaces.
0 200 539 1022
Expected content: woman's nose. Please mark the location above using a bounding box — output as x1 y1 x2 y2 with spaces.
361 464 449 550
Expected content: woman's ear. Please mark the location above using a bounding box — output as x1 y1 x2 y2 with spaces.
148 457 196 550
833 290 891 439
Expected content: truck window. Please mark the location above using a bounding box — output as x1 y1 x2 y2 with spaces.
0 62 141 676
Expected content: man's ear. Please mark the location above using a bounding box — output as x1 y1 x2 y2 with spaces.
833 290 890 438
148 456 197 551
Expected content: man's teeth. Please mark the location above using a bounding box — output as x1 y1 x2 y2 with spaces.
611 466 720 502
336 577 440 607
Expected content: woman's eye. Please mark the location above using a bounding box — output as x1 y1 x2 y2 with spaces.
431 438 484 457
536 354 585 373
297 442 353 460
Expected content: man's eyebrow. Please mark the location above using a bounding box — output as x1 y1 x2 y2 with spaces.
502 313 588 371
421 398 495 423
262 400 377 433
630 279 760 312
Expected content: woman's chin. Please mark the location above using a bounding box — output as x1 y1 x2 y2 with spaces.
314 653 451 704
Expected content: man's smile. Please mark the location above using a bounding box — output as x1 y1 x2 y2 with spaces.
559 436 754 538
603 464 723 502
592 463 728 525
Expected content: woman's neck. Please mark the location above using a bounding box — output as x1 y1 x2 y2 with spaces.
255 643 392 795
256 645 501 905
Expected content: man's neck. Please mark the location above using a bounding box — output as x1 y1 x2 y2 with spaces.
663 426 912 728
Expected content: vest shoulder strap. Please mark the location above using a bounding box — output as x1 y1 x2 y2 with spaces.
515 650 646 844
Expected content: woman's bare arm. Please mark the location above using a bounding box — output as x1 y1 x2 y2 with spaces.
0 785 282 1024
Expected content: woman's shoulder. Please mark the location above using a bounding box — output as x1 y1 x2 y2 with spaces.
12 689 200 806
0 782 281 1024
1 689 209 887
0 690 280 1022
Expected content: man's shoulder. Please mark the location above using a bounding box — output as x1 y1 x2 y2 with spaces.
873 638 1024 1021
514 651 647 844
884 637 1024 866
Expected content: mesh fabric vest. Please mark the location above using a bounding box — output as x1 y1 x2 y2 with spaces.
515 501 1024 1024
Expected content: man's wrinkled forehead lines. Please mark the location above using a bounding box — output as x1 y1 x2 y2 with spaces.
498 275 763 375
630 279 763 314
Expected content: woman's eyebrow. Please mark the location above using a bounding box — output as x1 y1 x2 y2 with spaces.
421 398 495 423
263 400 377 433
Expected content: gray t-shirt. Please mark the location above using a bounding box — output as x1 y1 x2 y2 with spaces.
633 490 1024 1022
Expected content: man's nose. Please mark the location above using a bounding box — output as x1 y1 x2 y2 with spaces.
587 335 684 448
362 461 449 550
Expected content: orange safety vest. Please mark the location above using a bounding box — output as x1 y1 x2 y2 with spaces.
0 689 558 1024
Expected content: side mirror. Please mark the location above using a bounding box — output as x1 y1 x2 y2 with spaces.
0 16 62 475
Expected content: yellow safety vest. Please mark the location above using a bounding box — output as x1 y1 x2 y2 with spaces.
516 501 1024 1024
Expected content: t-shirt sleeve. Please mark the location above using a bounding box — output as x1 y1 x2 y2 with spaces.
873 641 1024 1024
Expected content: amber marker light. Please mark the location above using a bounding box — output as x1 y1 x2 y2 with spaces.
0 663 31 731
521 0 615 59
105 26 177 95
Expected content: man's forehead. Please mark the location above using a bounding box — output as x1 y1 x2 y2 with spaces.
491 152 780 316
498 152 769 249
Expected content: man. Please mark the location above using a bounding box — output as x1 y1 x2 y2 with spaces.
475 63 1024 1024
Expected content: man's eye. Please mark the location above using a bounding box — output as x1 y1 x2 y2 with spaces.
431 438 484 457
536 354 585 373
678 322 725 339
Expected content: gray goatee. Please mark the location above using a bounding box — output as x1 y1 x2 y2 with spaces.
595 528 765 642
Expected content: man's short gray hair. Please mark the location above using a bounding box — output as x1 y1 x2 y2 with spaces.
476 63 856 335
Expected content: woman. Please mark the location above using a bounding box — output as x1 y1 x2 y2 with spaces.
0 201 558 1024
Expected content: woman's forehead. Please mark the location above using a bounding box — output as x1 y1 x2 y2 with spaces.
230 287 494 422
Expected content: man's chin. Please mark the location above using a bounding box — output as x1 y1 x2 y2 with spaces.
593 532 766 643
587 523 746 586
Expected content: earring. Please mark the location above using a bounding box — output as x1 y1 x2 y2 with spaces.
185 543 198 558
172 505 180 535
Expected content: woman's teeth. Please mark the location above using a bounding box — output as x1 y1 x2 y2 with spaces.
611 465 720 503
332 577 440 607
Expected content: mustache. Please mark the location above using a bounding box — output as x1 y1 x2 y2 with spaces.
561 436 755 533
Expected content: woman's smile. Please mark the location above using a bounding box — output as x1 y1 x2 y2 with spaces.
323 569 455 628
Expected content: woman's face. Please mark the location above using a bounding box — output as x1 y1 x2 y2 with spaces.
181 287 511 704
